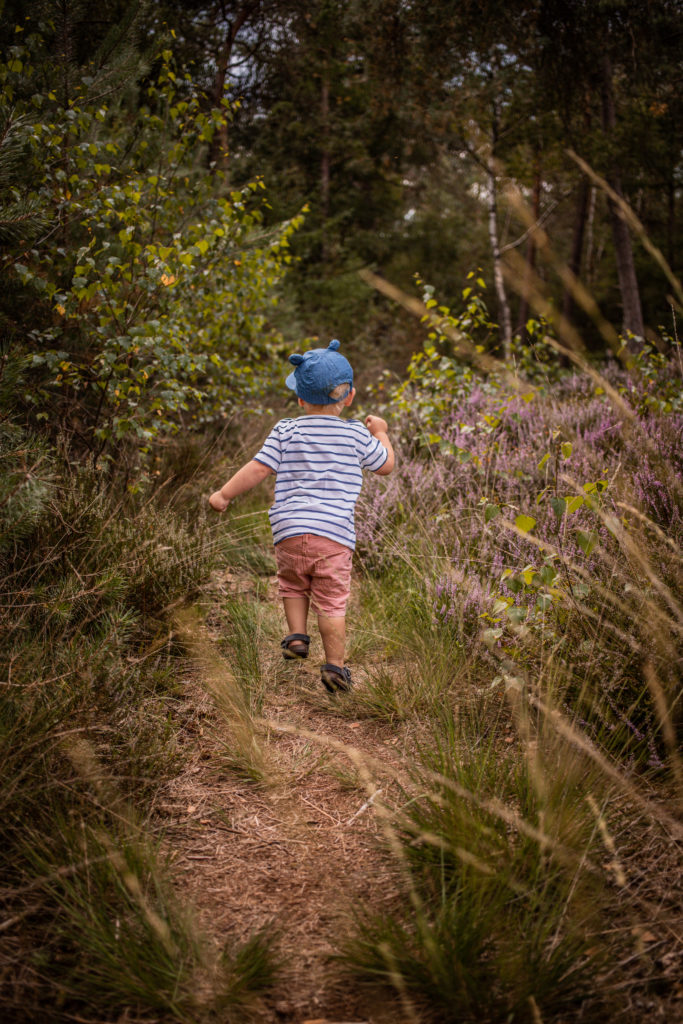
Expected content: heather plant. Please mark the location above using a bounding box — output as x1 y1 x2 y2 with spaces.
356 339 683 761
343 315 682 1018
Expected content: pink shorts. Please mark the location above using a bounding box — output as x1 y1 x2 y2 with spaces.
275 534 353 617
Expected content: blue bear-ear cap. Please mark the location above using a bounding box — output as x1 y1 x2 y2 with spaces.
285 338 353 405
288 339 340 367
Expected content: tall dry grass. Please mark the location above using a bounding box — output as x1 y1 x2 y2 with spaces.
0 428 279 1021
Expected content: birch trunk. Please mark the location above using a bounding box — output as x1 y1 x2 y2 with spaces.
600 56 645 340
485 102 511 357
487 160 512 357
516 153 541 341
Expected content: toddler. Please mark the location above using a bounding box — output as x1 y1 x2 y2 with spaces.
209 339 394 692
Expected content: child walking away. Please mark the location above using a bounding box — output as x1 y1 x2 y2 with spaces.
209 339 394 693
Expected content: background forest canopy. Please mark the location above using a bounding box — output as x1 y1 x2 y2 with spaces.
1 0 683 470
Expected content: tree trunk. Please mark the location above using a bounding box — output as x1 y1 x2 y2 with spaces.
208 4 256 173
667 176 676 273
488 110 512 358
585 184 597 289
320 73 330 264
516 152 542 341
562 175 590 324
600 56 645 340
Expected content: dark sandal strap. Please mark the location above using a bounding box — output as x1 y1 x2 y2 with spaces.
321 663 352 692
281 633 310 648
281 633 311 660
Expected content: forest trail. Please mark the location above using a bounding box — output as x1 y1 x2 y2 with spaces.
158 567 412 1024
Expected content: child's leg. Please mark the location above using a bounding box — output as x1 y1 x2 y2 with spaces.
283 596 309 636
317 614 346 667
276 539 312 657
283 596 310 656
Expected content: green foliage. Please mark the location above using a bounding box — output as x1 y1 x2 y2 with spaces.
508 320 569 385
0 109 47 244
387 274 497 433
385 274 570 446
617 333 683 415
1 37 302 466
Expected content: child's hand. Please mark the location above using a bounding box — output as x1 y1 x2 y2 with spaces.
365 415 388 436
209 491 230 512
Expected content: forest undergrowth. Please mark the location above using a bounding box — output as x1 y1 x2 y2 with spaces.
2 327 682 1023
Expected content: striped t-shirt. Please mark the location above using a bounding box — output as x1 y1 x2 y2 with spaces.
253 415 388 550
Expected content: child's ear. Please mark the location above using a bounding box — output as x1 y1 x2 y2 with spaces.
297 397 305 408
342 387 356 407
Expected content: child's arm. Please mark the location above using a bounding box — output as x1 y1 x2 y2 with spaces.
365 415 395 476
209 459 274 512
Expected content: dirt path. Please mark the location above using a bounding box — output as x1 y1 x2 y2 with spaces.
156 572 411 1023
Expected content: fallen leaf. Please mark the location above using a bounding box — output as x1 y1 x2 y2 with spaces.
187 804 197 814
349 722 361 729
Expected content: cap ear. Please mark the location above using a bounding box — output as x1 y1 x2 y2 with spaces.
288 353 304 366
327 339 340 351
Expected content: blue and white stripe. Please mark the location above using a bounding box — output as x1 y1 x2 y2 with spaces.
254 416 387 549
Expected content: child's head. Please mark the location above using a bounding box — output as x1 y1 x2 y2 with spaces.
286 339 355 413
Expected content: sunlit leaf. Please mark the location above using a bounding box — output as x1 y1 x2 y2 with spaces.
515 514 536 533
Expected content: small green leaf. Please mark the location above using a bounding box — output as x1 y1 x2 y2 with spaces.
539 565 557 585
560 441 573 459
485 503 500 523
515 514 536 533
538 452 551 470
576 530 598 556
482 628 503 647
550 496 566 518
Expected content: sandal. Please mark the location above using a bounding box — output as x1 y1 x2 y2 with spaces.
281 633 310 660
320 663 353 693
